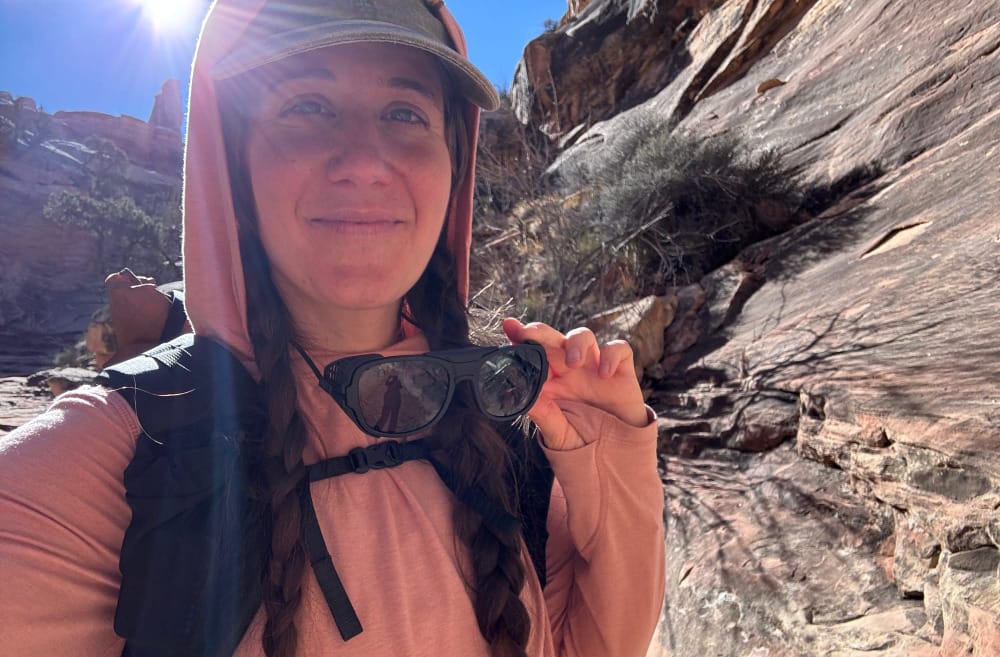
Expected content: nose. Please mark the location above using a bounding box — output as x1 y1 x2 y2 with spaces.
324 114 391 187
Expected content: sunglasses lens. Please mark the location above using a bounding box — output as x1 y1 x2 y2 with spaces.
357 361 449 434
477 348 544 418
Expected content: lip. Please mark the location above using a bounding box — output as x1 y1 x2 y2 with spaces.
308 214 407 235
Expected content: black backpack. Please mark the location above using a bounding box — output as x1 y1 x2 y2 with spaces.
99 334 553 657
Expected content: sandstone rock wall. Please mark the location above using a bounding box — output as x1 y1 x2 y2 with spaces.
148 79 183 133
511 0 722 139
0 87 182 374
523 1 1000 656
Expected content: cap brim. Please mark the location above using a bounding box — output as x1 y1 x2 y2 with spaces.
214 19 500 110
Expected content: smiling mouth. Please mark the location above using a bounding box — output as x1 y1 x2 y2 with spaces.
309 216 405 235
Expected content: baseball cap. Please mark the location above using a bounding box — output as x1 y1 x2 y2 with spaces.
214 0 500 110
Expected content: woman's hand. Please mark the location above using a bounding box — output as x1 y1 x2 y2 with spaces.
503 318 649 450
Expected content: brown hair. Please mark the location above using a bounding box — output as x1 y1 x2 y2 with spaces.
219 63 530 657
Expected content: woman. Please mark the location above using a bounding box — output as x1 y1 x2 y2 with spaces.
0 1 665 656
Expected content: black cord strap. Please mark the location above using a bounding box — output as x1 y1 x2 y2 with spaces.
298 440 430 641
299 485 363 641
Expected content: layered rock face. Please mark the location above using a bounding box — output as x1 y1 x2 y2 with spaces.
511 0 720 139
0 82 182 374
520 1 999 655
148 79 183 133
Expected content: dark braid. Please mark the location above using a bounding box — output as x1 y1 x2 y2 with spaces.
220 84 312 657
242 234 311 657
408 247 532 657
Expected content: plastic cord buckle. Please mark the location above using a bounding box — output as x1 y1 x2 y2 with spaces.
348 441 401 474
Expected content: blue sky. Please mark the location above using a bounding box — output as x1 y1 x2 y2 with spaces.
0 0 565 120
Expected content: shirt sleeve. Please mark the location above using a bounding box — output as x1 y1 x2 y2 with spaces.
539 400 665 657
0 386 139 656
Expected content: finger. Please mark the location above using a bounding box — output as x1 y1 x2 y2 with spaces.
502 317 527 344
503 317 565 347
503 318 573 371
563 327 600 369
598 340 636 378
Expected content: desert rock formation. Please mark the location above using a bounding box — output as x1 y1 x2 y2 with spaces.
148 79 183 133
512 0 717 140
0 86 182 373
526 1 998 655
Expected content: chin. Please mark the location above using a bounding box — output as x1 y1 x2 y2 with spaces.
316 271 416 311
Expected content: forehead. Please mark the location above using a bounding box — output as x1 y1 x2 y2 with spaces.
249 42 445 99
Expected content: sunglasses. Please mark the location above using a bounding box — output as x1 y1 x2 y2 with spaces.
295 342 548 438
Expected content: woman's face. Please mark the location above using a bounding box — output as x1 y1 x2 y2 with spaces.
243 42 453 326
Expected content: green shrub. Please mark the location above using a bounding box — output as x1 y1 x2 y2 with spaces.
43 190 179 280
471 114 802 329
42 136 181 281
570 118 798 285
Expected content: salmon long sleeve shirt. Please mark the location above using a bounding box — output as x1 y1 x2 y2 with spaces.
0 368 665 657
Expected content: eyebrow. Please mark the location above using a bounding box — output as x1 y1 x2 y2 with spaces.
386 76 440 103
272 69 440 103
265 67 334 91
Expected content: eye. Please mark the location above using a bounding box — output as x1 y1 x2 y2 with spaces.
385 107 428 126
280 98 333 118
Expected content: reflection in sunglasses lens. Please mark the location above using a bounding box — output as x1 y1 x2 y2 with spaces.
478 348 542 417
358 361 449 433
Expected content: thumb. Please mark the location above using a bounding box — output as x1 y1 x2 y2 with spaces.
502 317 526 344
527 395 574 450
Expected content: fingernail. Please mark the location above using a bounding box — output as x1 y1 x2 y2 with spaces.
600 360 611 377
566 348 581 365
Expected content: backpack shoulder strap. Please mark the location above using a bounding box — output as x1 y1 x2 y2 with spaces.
99 335 266 657
99 333 261 439
158 288 189 344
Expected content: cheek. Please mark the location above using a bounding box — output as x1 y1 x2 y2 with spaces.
245 130 317 234
247 128 312 188
254 124 326 165
244 139 301 280
405 141 454 220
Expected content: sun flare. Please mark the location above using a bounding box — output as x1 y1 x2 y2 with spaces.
133 0 201 34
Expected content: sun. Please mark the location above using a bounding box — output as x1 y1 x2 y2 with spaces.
133 0 202 34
